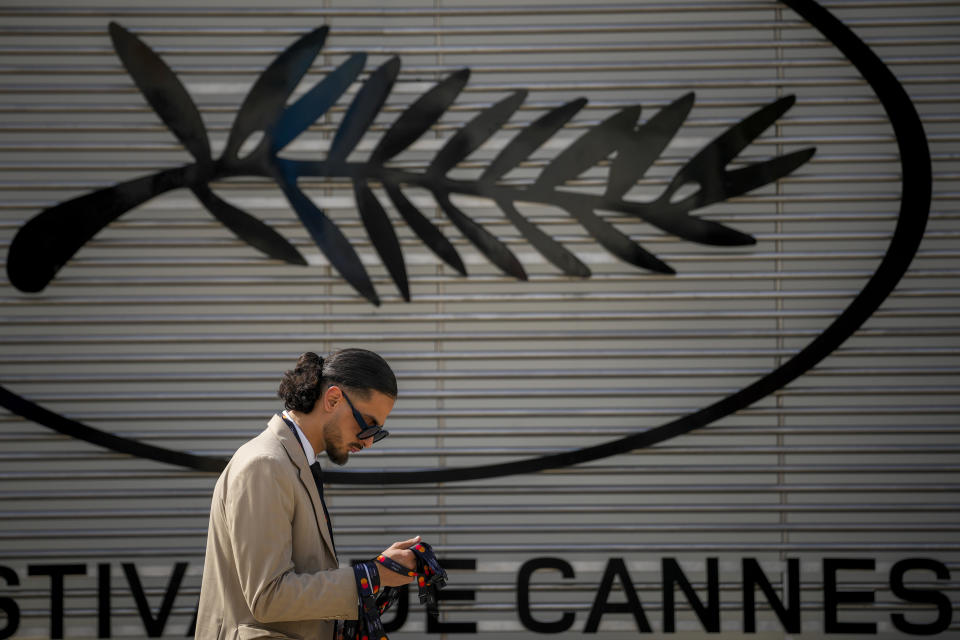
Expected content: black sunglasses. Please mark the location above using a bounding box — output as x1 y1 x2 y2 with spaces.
339 388 389 444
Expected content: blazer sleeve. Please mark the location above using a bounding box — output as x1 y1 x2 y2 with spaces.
224 452 358 623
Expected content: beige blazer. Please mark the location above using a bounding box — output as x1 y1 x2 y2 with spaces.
195 415 358 640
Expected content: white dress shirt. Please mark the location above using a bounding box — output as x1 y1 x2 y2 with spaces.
282 410 317 464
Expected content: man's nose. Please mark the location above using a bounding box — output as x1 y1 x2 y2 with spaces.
360 435 375 448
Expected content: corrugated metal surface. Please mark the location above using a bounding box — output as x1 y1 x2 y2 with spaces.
1 0 958 637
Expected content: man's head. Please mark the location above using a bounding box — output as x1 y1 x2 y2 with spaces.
277 349 397 465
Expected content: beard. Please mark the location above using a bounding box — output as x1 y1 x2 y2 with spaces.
322 420 351 466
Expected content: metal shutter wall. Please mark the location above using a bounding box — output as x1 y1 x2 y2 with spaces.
1 0 958 637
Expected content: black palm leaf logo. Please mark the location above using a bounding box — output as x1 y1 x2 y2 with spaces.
6 22 814 306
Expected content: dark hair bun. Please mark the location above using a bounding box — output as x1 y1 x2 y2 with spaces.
297 351 323 372
278 352 325 412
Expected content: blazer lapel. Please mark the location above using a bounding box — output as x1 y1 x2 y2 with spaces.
268 415 338 560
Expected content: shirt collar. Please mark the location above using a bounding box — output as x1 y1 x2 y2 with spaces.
282 410 317 465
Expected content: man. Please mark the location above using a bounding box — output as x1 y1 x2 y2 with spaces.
195 349 418 640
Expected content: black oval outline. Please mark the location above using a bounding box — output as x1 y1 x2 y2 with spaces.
0 0 931 483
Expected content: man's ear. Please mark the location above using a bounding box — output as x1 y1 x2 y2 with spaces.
320 385 342 412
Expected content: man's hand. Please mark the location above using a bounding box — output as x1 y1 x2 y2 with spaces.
376 535 421 587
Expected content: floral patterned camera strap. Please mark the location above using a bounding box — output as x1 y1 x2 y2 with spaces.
339 541 448 640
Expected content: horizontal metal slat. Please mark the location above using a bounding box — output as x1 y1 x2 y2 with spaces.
2 455 959 474
7 54 960 79
2 482 956 500
3 442 959 460
3 501 957 520
13 384 960 405
4 365 960 384
0 331 823 345
8 308 959 327
2 14 959 35
0 1 955 18
6 287 960 309
8 521 960 542
5 541 960 560
4 423 960 443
